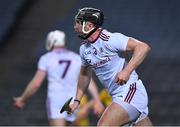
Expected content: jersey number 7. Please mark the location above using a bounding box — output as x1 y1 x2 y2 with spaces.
59 60 71 78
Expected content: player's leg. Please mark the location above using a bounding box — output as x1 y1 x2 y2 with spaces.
46 97 71 126
97 102 130 126
73 101 93 126
97 79 150 126
134 116 152 126
128 79 152 126
97 99 140 126
76 100 94 121
49 118 66 126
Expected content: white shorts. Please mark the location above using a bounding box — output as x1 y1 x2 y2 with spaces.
46 94 77 122
112 79 149 122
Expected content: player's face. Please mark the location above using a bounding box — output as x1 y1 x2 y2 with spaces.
74 19 95 40
74 20 83 34
74 20 94 34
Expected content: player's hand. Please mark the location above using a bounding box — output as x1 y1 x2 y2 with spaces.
93 99 105 116
13 97 26 109
68 101 80 114
115 70 130 85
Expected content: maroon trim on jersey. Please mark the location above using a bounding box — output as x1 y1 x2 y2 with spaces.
101 32 110 38
124 83 136 103
80 29 110 44
90 28 103 43
99 31 110 41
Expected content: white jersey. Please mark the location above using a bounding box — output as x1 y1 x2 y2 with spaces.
38 48 81 120
80 29 138 96
80 29 149 118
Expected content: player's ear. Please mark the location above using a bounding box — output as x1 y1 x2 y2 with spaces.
87 21 95 29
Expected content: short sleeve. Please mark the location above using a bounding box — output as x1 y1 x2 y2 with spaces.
109 33 129 52
38 55 47 71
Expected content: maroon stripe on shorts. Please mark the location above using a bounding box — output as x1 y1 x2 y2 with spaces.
126 83 136 103
124 83 136 103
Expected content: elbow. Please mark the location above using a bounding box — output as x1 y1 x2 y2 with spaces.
143 43 151 54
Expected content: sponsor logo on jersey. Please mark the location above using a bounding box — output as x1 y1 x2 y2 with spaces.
93 57 111 69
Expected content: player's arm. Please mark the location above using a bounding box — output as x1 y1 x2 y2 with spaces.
88 79 105 116
14 70 46 109
69 65 92 113
75 65 92 102
115 38 151 84
88 79 99 100
124 38 151 74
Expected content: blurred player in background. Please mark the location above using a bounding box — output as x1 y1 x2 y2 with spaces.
69 7 153 126
73 88 111 126
13 30 104 126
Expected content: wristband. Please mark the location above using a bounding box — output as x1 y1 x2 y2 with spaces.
74 99 80 104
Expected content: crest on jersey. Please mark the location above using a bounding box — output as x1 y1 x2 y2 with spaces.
87 59 91 64
93 47 97 55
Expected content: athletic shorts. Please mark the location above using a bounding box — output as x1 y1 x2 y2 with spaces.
112 79 149 122
46 94 77 122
